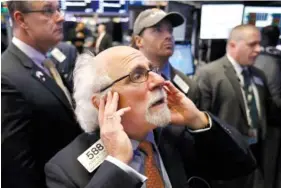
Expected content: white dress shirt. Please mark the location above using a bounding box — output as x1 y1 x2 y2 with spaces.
227 54 262 126
95 32 106 54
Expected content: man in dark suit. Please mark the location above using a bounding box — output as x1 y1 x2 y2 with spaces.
1 1 81 188
195 24 280 188
49 42 78 92
95 24 112 55
254 25 281 108
45 46 256 188
254 25 281 188
131 9 200 106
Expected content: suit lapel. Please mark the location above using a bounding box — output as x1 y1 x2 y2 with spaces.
31 64 72 110
9 43 73 111
223 58 247 120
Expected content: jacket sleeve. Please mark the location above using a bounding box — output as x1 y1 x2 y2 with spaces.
183 113 257 180
45 160 143 188
194 67 213 111
1 75 46 188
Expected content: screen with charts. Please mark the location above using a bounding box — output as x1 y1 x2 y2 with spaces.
169 44 194 75
243 6 281 39
61 0 128 13
200 4 244 39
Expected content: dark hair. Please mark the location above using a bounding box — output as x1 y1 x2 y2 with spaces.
261 25 280 47
130 35 138 49
7 1 31 21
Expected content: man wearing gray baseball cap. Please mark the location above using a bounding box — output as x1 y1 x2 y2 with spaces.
132 8 201 106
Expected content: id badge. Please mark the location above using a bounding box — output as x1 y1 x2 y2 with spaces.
247 128 258 145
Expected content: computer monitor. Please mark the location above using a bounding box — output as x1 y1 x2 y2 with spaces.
243 6 281 39
200 4 244 39
169 43 195 76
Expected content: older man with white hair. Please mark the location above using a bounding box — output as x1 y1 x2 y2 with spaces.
45 46 256 188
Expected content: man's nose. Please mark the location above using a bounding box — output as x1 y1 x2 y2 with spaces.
55 11 64 23
147 72 165 91
255 44 261 53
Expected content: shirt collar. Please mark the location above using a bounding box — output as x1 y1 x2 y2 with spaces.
226 53 244 75
161 62 171 80
130 131 156 151
99 32 106 38
12 37 46 67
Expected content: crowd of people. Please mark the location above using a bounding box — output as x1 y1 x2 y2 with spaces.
1 1 281 188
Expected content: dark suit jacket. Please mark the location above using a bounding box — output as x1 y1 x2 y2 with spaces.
1 43 81 188
96 33 112 54
45 114 256 188
254 49 281 188
254 49 281 108
50 42 78 92
170 65 201 107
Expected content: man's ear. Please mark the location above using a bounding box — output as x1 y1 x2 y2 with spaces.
14 11 28 29
91 95 99 109
135 35 143 49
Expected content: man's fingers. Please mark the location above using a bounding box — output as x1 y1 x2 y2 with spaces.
98 97 105 126
116 107 131 117
105 91 112 112
164 81 180 94
111 92 119 112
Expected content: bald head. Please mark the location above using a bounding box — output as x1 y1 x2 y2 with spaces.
95 46 149 80
228 24 260 44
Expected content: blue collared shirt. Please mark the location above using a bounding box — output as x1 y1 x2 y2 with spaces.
12 37 50 75
161 62 172 80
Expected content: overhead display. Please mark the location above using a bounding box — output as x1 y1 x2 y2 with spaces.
200 4 244 39
243 6 281 39
169 44 195 75
61 0 128 13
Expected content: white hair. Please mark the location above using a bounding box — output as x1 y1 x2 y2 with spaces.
145 89 171 127
73 53 112 133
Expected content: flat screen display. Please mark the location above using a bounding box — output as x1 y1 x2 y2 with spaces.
61 0 128 13
243 6 281 39
200 4 244 39
169 44 194 75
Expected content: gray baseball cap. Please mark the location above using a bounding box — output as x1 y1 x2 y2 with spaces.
133 8 184 35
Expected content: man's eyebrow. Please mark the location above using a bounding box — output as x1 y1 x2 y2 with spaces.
130 64 147 72
42 2 57 8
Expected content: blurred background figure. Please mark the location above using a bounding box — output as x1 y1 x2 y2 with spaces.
254 25 281 188
254 25 281 108
94 23 112 55
69 22 91 54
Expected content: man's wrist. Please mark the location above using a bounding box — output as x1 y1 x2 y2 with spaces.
189 112 210 130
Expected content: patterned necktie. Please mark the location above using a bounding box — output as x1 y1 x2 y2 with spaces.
43 59 73 107
138 141 164 188
242 69 259 128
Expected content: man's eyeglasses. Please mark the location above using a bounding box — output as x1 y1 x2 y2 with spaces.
100 67 160 93
22 7 63 18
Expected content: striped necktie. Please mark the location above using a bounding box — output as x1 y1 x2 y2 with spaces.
43 59 73 107
242 69 259 129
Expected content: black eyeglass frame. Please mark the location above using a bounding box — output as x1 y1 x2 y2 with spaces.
99 67 160 93
21 7 62 16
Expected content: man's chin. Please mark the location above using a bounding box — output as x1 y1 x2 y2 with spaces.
146 107 171 128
